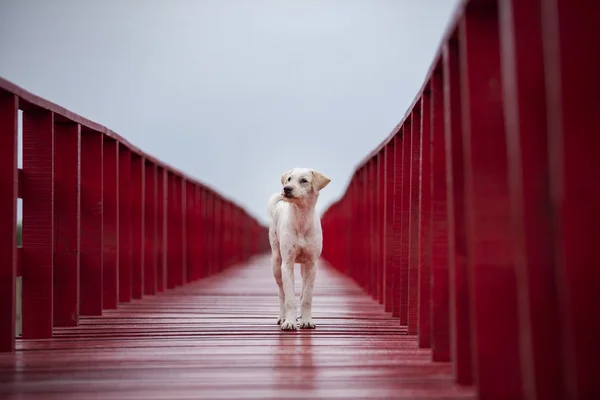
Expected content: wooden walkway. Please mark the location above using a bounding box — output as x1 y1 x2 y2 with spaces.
0 256 475 399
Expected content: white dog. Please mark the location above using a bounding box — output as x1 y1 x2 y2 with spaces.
267 167 331 330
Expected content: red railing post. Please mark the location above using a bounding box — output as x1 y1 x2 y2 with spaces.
383 143 395 313
368 161 376 297
185 180 195 282
0 92 18 351
180 178 186 284
391 134 403 318
102 137 118 309
205 191 214 276
80 128 103 316
377 152 385 305
198 187 207 278
430 68 451 362
418 91 432 349
214 196 222 273
399 123 411 326
541 0 600 397
118 144 132 303
53 121 81 327
167 172 180 289
498 0 565 398
130 154 144 299
459 2 523 397
144 160 157 295
443 38 473 385
156 167 166 292
21 108 54 339
407 107 422 335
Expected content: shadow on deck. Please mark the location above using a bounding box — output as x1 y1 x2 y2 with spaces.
0 256 475 399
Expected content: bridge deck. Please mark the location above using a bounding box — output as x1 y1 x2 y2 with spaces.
0 256 474 399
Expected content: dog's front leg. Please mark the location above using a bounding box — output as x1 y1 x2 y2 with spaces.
299 261 317 329
280 260 297 330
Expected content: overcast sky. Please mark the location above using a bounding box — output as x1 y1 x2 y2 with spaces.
1 0 460 225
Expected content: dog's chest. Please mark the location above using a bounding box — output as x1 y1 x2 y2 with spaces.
293 237 316 264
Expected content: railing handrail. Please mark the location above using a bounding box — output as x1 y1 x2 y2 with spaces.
0 76 257 221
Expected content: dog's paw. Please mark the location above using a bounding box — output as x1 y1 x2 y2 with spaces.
276 316 284 325
280 319 297 331
299 319 316 329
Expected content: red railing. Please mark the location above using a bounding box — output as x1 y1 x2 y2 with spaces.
321 0 599 399
0 78 269 352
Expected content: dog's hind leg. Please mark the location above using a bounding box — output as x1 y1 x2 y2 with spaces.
280 259 297 330
299 261 317 329
271 253 284 325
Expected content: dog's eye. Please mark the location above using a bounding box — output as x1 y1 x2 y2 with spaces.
287 177 291 182
300 179 308 184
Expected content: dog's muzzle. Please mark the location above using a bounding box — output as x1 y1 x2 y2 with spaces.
283 186 293 198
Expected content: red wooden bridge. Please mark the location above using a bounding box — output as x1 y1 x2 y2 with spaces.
1 1 599 399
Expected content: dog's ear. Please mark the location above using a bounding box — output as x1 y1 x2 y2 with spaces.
311 170 331 191
280 169 293 185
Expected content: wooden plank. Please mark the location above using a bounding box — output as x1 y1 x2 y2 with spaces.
541 0 600 398
130 154 145 300
1 256 476 400
429 67 451 362
407 108 422 336
0 92 18 352
118 145 132 303
418 91 432 349
102 137 119 309
459 2 523 397
80 129 103 316
499 0 565 398
399 124 411 325
443 38 473 385
22 108 54 339
383 140 395 313
52 122 81 327
143 161 157 295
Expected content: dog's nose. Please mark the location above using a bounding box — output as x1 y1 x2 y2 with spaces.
283 186 293 194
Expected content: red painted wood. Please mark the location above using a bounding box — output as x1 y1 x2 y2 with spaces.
391 132 403 318
383 140 395 313
399 122 412 326
204 191 214 277
156 167 166 292
0 92 18 352
53 122 81 327
143 160 157 295
212 195 221 274
459 3 523 397
185 181 196 282
118 145 132 303
429 68 451 362
499 0 565 397
407 108 422 335
21 108 54 339
130 154 144 300
2 256 476 400
80 129 103 316
102 138 119 309
360 168 368 290
377 151 385 305
167 173 183 288
418 91 432 349
368 160 376 298
541 0 600 397
197 187 207 279
181 179 187 282
443 38 473 386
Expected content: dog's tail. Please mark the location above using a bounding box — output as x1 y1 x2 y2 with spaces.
267 192 283 221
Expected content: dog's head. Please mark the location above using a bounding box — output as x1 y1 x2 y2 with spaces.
280 168 331 205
